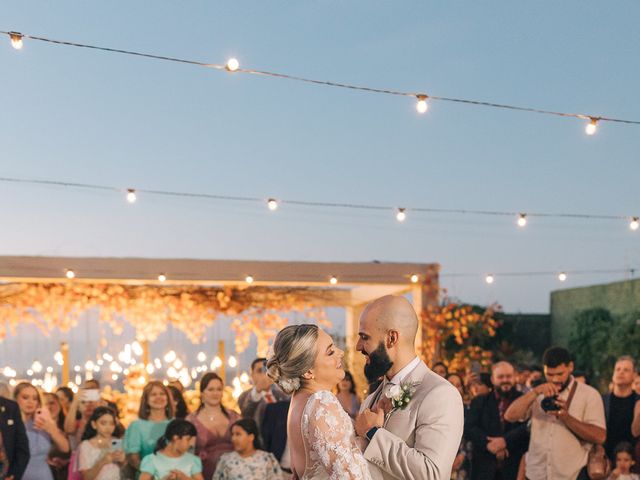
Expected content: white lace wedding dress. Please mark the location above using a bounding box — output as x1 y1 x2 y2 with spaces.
299 390 372 480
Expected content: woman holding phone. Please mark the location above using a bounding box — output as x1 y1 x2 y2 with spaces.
78 406 125 480
14 382 70 480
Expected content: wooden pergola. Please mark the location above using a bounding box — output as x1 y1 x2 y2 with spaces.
0 256 439 389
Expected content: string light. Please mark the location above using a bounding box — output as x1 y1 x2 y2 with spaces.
226 58 239 72
517 213 527 228
558 272 567 282
2 176 638 230
630 217 639 231
416 95 428 114
197 352 206 362
126 189 137 203
158 274 167 282
228 356 238 368
245 275 254 284
410 274 419 283
2 31 638 132
585 117 598 135
267 198 278 211
329 276 338 285
485 274 495 284
9 32 23 50
65 269 75 279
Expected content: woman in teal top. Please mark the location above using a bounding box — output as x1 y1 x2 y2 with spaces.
139 419 203 480
124 381 175 476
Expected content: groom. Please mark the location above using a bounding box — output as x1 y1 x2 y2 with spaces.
354 295 464 480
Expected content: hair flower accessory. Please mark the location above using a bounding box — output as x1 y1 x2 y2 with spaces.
279 377 301 393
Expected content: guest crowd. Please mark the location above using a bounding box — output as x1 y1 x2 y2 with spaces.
0 348 637 480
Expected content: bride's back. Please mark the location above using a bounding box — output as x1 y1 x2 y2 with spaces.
287 391 312 477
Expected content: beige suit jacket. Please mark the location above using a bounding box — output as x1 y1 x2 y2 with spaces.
360 360 464 480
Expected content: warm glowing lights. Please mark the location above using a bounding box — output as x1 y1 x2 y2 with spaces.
197 352 207 363
245 275 254 284
65 269 76 279
558 272 567 282
329 276 338 285
410 274 419 284
485 274 495 284
630 217 639 231
164 350 177 363
226 58 240 72
240 372 250 384
146 364 155 375
267 198 278 211
517 213 527 227
396 208 407 222
132 341 143 357
228 356 238 368
54 351 64 366
585 117 598 135
126 189 137 203
9 32 23 50
211 356 223 370
158 274 167 282
416 95 429 114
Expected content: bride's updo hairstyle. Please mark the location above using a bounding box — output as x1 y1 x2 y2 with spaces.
267 324 318 394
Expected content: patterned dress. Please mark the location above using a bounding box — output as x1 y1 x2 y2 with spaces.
300 390 371 480
212 450 282 480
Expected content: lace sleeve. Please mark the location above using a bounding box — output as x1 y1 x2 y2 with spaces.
304 391 371 480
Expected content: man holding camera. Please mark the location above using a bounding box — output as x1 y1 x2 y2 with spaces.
504 347 606 480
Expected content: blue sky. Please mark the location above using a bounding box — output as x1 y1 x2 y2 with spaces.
1 2 639 371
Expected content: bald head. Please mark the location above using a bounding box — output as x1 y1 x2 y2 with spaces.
361 295 418 346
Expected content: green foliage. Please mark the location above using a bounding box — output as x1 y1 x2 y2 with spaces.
569 308 640 391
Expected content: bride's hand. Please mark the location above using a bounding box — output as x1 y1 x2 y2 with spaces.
355 408 384 437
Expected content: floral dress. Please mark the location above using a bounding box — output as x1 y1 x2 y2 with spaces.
212 450 282 480
300 390 371 480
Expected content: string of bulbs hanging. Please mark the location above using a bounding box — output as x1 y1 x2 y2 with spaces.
0 177 640 231
4 30 640 135
1 176 639 231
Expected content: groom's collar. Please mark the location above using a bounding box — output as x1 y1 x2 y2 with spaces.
386 356 420 385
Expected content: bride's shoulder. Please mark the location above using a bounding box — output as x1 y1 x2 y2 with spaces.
302 390 344 417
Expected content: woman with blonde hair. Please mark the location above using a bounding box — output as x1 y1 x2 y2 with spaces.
14 382 70 480
123 380 174 474
267 324 371 479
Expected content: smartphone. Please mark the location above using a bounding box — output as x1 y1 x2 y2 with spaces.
83 389 100 402
471 361 482 374
110 439 123 451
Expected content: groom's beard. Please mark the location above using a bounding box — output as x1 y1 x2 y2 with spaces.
363 342 394 383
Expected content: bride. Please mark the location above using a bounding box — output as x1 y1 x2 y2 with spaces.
267 324 372 480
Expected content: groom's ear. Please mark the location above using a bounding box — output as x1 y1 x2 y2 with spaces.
387 330 399 348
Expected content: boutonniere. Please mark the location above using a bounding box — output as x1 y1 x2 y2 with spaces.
385 381 419 411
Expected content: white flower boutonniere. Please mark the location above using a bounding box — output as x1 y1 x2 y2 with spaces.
385 381 419 411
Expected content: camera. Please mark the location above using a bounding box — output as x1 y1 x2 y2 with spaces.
540 395 561 412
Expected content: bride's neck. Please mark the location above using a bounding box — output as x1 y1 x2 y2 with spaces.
299 380 332 395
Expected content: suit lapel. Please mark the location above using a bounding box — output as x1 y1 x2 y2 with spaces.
383 361 429 428
364 382 385 411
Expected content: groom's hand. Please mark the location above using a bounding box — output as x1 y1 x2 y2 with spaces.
355 408 384 437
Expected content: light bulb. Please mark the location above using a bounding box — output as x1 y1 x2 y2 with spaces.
558 272 567 282
585 118 598 135
65 269 76 279
228 356 238 368
630 217 640 231
267 198 278 211
485 274 495 284
132 341 143 356
164 350 177 363
126 189 137 203
517 213 527 228
197 352 207 363
32 361 43 373
111 374 118 381
416 95 428 114
396 208 407 222
212 356 223 369
226 58 240 72
410 274 419 284
158 274 167 282
245 275 254 284
329 276 338 285
9 32 23 50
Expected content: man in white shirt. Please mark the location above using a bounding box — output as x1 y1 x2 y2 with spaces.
504 346 606 480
